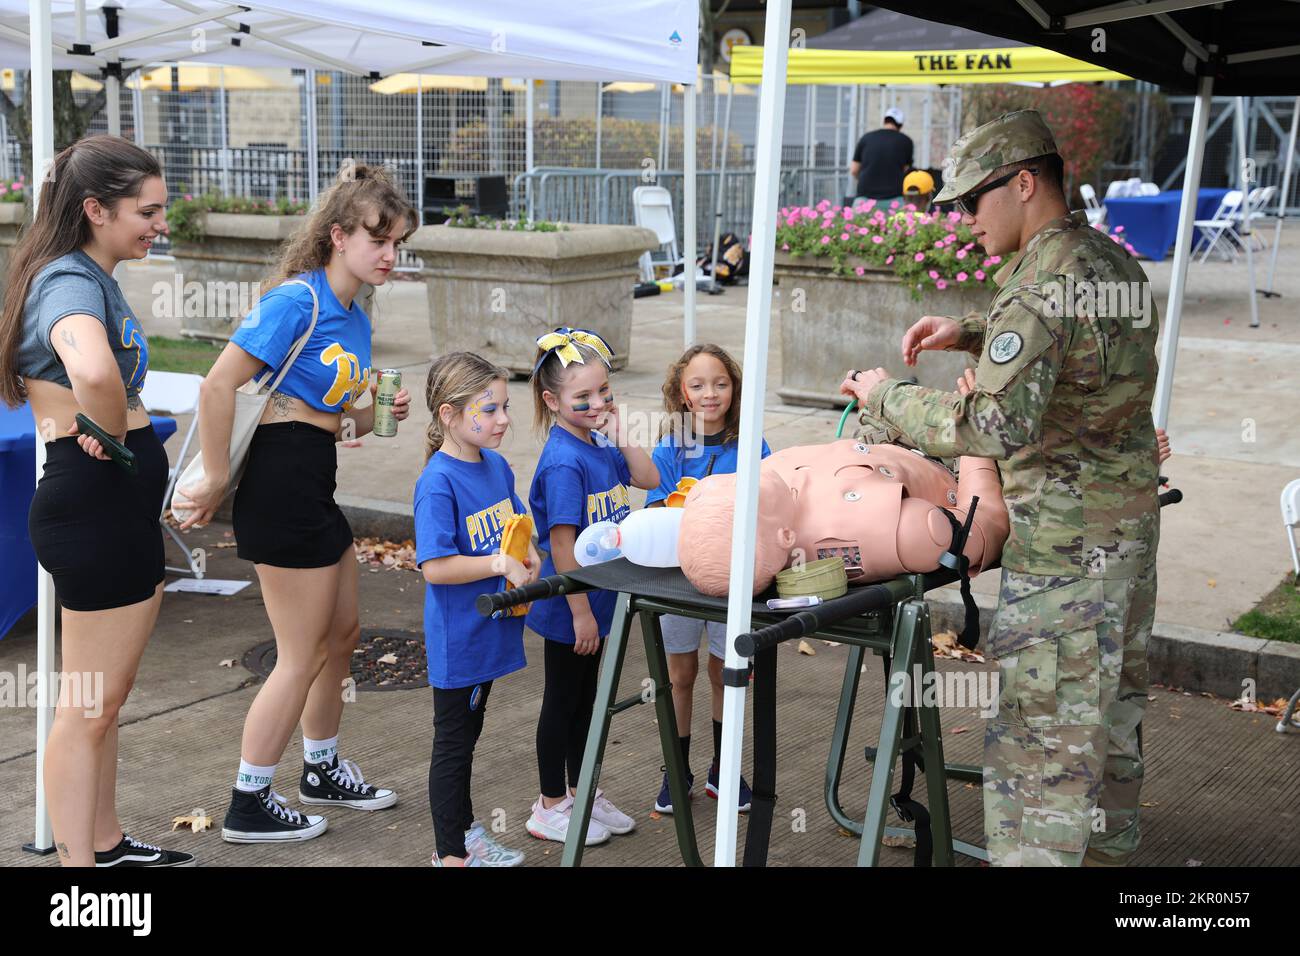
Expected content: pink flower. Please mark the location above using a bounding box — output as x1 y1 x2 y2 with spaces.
890 201 899 209
956 271 968 282
840 232 851 241
955 249 967 259
871 235 884 244
781 243 790 251
854 266 866 276
934 241 944 249
10 182 20 191
988 256 1001 264
974 269 985 280
184 192 193 201
821 235 831 245
864 199 876 210
904 228 915 236
885 255 894 265
935 279 948 290
928 269 939 280
1114 225 1124 233
1124 243 1137 254
948 211 962 223
817 200 830 211
843 208 855 220
913 252 925 262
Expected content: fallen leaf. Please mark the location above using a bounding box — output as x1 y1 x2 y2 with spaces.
1141 801 1159 807
377 653 399 665
219 659 236 668
797 639 816 656
882 832 917 848
1206 579 1216 588
648 811 662 821
836 826 855 838
171 810 212 833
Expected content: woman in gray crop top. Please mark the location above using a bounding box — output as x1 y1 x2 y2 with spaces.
0 135 191 867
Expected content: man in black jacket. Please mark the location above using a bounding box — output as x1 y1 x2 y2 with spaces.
850 107 914 204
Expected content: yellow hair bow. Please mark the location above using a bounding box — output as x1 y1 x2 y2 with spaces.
534 327 615 373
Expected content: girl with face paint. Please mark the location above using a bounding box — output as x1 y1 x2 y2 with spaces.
524 329 658 846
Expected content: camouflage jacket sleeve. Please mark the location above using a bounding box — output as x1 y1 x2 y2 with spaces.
952 309 987 355
863 290 1065 459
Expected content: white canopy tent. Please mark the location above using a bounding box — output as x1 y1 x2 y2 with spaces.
713 0 1300 866
17 0 699 855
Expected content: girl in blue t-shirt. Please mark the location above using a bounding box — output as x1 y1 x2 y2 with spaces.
415 351 540 867
645 344 769 817
181 164 417 844
523 328 659 847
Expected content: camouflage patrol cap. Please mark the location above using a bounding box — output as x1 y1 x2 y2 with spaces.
933 109 1059 204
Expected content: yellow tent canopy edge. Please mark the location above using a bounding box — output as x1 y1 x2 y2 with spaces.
728 45 1130 85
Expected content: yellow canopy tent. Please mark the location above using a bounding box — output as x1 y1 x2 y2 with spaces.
131 64 297 91
728 45 1128 85
368 74 527 94
1 67 101 92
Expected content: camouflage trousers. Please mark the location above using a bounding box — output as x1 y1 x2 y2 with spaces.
983 563 1158 867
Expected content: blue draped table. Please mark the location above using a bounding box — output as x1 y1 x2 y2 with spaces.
1104 187 1231 261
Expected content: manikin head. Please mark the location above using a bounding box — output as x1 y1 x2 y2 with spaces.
678 470 797 596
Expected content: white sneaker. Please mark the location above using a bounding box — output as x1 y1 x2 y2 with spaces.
465 821 525 866
590 788 636 835
525 796 611 846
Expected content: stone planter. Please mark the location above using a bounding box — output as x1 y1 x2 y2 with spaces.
0 203 27 303
774 252 994 408
408 222 660 376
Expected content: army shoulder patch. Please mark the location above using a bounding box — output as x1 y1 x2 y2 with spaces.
989 331 1023 364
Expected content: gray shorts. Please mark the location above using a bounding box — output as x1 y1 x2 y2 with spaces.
657 614 728 659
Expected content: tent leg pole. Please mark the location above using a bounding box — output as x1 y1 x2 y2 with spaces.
716 0 792 868
684 81 697 346
1235 97 1260 327
1154 74 1214 432
708 86 733 292
25 0 56 858
1264 96 1298 296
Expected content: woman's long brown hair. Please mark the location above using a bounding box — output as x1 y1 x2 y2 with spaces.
0 135 162 407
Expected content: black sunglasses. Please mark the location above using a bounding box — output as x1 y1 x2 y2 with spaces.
951 167 1039 217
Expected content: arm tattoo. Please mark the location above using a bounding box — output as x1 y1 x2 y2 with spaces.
56 841 70 861
270 391 295 418
59 329 80 354
126 393 142 411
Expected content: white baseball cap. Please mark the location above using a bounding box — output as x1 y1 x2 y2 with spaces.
884 107 905 126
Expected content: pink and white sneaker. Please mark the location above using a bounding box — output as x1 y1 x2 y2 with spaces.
590 789 636 835
525 795 611 846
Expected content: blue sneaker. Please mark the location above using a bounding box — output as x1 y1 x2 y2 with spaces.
654 770 694 814
706 762 753 813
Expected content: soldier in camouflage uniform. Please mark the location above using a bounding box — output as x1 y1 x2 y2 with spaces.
840 110 1161 866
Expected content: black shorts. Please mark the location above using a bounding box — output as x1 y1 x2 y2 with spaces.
28 425 168 612
233 421 353 568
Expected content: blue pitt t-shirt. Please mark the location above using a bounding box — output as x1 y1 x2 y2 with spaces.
414 449 528 689
645 430 772 505
525 426 632 643
231 269 371 413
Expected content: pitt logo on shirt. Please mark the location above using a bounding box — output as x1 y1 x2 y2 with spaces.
466 497 518 553
320 342 370 410
586 485 631 525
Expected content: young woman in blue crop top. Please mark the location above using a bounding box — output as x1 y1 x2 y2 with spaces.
180 164 418 844
0 135 193 867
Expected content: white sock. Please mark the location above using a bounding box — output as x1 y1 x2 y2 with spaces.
303 735 339 766
235 759 276 793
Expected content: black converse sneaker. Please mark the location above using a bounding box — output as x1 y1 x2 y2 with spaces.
95 834 195 867
299 756 397 811
221 787 328 843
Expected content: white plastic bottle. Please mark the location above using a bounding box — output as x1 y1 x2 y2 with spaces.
575 520 623 566
603 508 684 567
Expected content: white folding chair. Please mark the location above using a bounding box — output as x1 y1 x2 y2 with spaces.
1234 185 1278 249
632 185 682 283
1193 189 1245 262
1278 479 1300 732
139 371 206 579
1104 180 1128 200
1124 177 1144 197
1138 182 1160 196
1079 182 1106 226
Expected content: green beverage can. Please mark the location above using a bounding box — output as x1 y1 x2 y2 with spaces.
373 369 401 437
